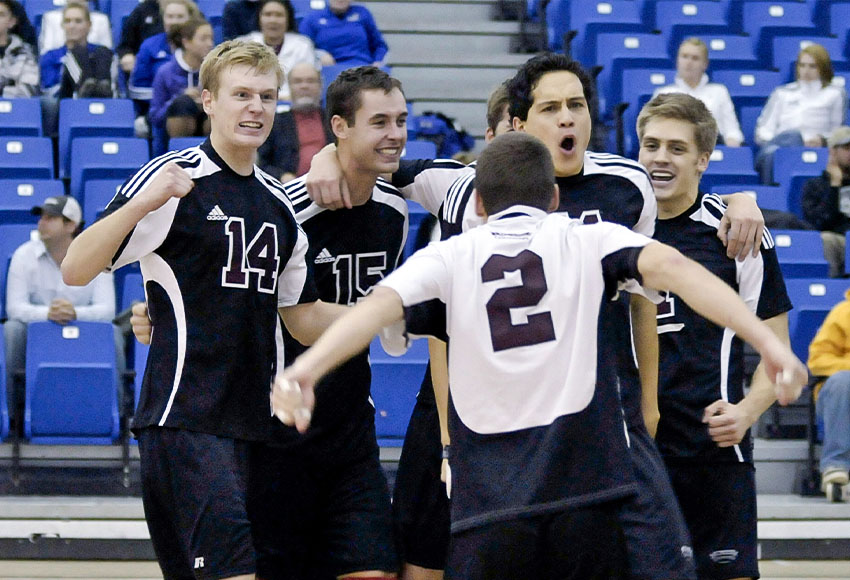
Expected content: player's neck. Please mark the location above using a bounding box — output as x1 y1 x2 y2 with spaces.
210 134 255 176
657 188 699 219
337 150 380 206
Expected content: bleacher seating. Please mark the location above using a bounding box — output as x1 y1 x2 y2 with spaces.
109 0 139 49
712 184 790 213
594 32 671 114
784 278 850 362
133 340 149 412
772 36 847 82
617 67 676 157
0 224 36 321
82 179 124 227
772 229 830 279
738 104 762 146
701 146 759 190
69 137 149 200
829 2 850 58
566 0 647 68
58 99 136 179
0 99 42 137
119 271 145 313
0 137 54 180
0 327 8 442
0 180 65 225
370 335 429 445
197 0 224 44
741 2 818 66
24 321 120 444
654 1 730 57
168 136 206 151
402 140 437 160
771 147 828 217
701 34 761 71
711 69 782 110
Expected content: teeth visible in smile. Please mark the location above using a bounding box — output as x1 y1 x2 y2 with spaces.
378 148 399 155
650 170 674 181
240 122 262 128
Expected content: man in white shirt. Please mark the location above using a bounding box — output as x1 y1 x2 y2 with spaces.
654 38 744 147
4 195 115 425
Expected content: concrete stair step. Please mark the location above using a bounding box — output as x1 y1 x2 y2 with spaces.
384 31 514 59
393 65 518 101
368 0 498 27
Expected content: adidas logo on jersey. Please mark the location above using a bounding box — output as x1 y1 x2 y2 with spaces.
206 205 227 221
314 248 335 264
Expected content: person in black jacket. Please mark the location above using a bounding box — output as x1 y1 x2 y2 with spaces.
801 125 850 277
116 0 162 74
258 61 333 181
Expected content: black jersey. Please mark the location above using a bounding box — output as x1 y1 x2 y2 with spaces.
104 140 318 441
382 208 659 532
268 175 409 448
653 194 792 463
437 151 657 424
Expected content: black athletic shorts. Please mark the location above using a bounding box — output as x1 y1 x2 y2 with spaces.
249 424 398 579
665 461 759 580
618 426 697 580
138 427 256 580
392 370 451 570
445 502 628 580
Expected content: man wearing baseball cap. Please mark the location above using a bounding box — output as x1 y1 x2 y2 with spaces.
802 125 850 277
3 195 115 429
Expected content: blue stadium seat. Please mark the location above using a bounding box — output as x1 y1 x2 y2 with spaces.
741 2 817 66
370 335 429 446
784 278 850 361
0 326 8 442
772 36 847 82
58 99 136 179
0 137 53 180
594 33 671 114
291 0 324 24
701 146 759 190
24 321 120 444
566 1 647 68
771 147 828 216
0 98 42 136
654 1 730 57
0 224 36 321
0 180 65 225
738 104 762 146
772 229 829 279
711 184 790 213
82 178 124 227
711 69 783 110
617 68 676 158
197 0 224 44
133 340 149 413
404 200 431 260
69 137 149 200
168 136 206 151
119 271 145 313
701 34 761 71
829 2 850 59
402 140 437 160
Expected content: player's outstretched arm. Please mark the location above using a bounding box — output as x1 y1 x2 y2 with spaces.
638 242 806 405
62 163 193 286
717 193 765 261
278 300 349 346
274 287 405 432
304 143 351 209
704 313 791 447
631 295 660 436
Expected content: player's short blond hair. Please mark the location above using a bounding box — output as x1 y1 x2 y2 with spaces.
637 93 718 155
200 40 284 97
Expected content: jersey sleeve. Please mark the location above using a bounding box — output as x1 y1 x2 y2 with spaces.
380 241 451 307
594 222 660 302
277 224 319 306
737 228 792 320
392 158 470 216
632 174 657 237
438 170 477 239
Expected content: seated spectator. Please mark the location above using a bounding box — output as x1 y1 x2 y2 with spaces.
3 196 115 422
237 0 318 101
258 60 333 182
129 0 198 105
299 0 388 66
0 0 39 97
222 0 261 41
653 38 744 147
38 1 112 54
802 126 850 278
6 0 36 52
40 2 115 137
149 17 213 155
755 43 846 183
807 288 850 499
117 0 164 76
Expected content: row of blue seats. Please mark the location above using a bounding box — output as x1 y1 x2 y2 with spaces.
0 319 427 446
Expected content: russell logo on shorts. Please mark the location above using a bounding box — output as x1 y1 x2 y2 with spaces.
194 556 205 569
709 549 739 564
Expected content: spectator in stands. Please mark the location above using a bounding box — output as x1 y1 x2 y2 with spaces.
129 0 199 135
3 196 115 422
6 0 35 50
222 0 261 41
0 0 39 97
801 126 850 278
237 0 318 101
653 37 743 147
117 0 163 75
149 17 213 155
38 0 112 54
807 289 850 498
258 60 332 181
299 0 388 66
755 44 846 184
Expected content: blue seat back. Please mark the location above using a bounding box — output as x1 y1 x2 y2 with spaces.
24 321 120 444
711 184 789 213
772 147 828 216
595 32 671 113
701 34 760 71
0 180 65 225
59 99 136 179
70 137 149 200
771 229 829 279
0 137 54 180
654 1 729 56
0 224 37 320
701 146 759 190
0 326 8 441
568 0 646 67
711 69 782 110
82 179 125 228
370 336 429 445
772 36 847 82
168 136 206 152
402 140 437 160
784 278 850 361
741 2 817 65
0 98 42 136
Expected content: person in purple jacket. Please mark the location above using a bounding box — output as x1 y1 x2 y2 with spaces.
149 17 213 154
299 0 387 66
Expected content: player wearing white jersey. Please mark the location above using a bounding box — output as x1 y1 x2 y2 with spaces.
273 132 807 580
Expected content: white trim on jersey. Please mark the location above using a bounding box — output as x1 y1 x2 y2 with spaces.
719 326 745 462
112 196 181 272
119 148 205 201
441 168 476 224
140 253 188 427
373 186 409 267
583 151 657 237
398 160 468 216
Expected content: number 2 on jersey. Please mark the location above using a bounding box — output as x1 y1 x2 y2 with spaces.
221 218 280 294
481 250 556 352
